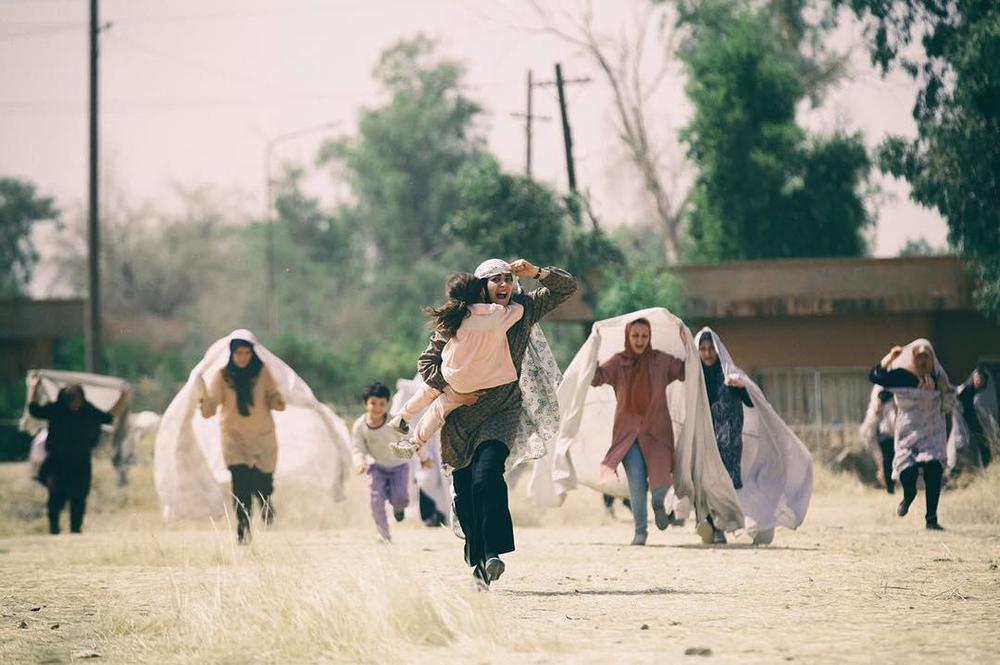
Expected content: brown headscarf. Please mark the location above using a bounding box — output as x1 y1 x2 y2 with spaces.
616 318 654 417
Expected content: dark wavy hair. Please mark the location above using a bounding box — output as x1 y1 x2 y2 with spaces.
425 272 484 338
361 381 391 403
223 339 263 417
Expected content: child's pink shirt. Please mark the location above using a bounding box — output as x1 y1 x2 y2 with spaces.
441 303 525 394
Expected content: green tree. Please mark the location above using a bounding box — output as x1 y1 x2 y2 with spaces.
447 154 623 301
594 267 684 320
317 35 483 264
0 178 58 297
837 0 1000 317
897 237 938 258
447 155 569 267
678 1 873 261
273 165 360 267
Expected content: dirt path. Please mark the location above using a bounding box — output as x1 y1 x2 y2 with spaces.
2 478 998 664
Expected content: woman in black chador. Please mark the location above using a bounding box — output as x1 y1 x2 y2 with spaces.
28 374 127 534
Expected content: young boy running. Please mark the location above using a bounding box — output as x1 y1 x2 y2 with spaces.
350 382 427 542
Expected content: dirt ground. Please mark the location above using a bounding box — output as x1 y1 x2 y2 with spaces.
1 463 998 664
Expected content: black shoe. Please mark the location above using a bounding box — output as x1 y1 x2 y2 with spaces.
926 519 944 531
393 509 405 522
897 499 912 517
484 557 506 583
473 563 490 591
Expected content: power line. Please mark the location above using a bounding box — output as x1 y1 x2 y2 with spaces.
0 0 79 5
105 0 452 27
0 23 83 39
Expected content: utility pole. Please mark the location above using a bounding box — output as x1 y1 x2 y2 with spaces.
554 63 576 193
530 65 590 192
85 0 101 373
525 69 534 177
510 69 551 178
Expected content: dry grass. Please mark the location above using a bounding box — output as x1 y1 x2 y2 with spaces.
2 443 1000 664
944 463 1000 525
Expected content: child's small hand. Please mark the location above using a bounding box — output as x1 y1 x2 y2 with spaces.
420 458 434 469
357 463 368 475
444 386 484 406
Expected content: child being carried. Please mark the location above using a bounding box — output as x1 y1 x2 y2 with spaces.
390 271 523 458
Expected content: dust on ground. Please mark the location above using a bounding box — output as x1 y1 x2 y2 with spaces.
1 462 998 664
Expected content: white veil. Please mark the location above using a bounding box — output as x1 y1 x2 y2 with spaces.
527 308 743 531
695 327 814 535
153 329 352 520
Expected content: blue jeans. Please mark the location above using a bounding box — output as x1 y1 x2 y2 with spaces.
623 441 667 536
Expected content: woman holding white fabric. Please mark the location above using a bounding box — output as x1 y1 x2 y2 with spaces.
198 336 285 543
691 328 813 546
154 330 352 534
868 340 955 531
591 317 689 546
957 366 998 468
694 330 753 544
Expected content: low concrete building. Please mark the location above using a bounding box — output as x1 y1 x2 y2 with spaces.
0 299 84 379
0 299 188 380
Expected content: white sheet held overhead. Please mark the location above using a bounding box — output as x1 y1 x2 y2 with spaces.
528 308 743 532
154 329 352 520
391 374 450 521
694 328 814 538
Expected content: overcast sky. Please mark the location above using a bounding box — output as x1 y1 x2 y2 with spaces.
1 0 948 294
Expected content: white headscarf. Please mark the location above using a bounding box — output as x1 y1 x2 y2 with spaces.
153 329 352 520
890 338 951 391
693 327 814 536
474 258 522 294
474 258 510 278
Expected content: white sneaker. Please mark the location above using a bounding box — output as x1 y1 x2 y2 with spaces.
388 414 410 436
390 438 419 459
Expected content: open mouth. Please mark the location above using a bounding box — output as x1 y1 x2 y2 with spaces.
497 290 510 300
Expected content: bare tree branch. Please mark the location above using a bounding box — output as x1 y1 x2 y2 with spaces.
524 0 690 262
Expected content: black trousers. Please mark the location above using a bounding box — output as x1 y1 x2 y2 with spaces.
47 483 87 534
419 489 446 525
899 460 943 523
878 438 895 493
229 464 275 539
453 440 514 567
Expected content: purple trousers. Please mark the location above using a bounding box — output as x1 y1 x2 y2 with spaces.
368 463 410 541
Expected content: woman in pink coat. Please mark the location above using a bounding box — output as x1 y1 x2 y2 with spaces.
592 317 689 545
